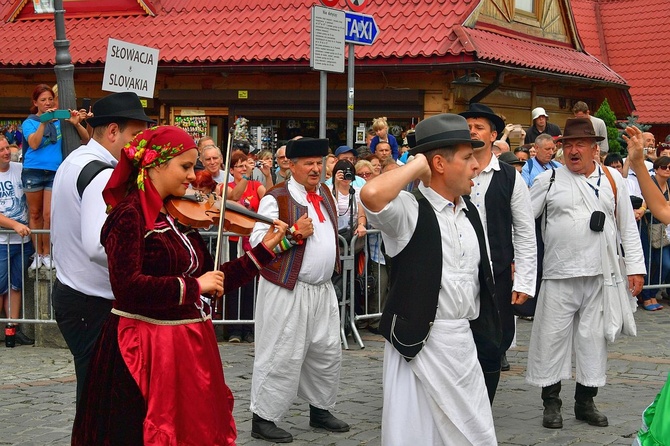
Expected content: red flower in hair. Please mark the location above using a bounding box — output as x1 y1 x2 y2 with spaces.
142 149 159 166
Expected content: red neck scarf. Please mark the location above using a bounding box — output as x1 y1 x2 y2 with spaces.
306 191 326 222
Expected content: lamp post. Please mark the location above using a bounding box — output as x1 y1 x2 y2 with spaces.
52 0 79 157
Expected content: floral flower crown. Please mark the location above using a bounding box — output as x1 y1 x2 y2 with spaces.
123 126 187 191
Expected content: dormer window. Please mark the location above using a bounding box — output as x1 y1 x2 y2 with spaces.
516 0 536 13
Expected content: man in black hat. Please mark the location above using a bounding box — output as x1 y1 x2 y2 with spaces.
361 113 500 445
51 91 155 407
460 103 536 402
526 117 645 429
249 137 349 443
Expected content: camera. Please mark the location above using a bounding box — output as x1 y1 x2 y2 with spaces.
343 167 355 181
255 160 263 168
589 211 605 232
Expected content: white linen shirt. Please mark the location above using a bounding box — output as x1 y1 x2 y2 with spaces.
470 153 537 296
250 178 337 285
51 139 116 299
363 183 480 321
530 163 646 279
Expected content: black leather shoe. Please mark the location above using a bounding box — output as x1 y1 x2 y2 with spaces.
14 329 34 346
309 405 350 432
575 401 608 427
251 413 293 443
501 354 510 371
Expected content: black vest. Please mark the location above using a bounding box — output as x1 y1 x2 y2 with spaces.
484 162 516 276
378 191 501 361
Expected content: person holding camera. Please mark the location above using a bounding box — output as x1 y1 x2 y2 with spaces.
22 84 89 270
251 149 276 188
331 160 367 240
526 118 646 430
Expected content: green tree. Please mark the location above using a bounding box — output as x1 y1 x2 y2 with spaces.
594 98 622 153
617 114 652 155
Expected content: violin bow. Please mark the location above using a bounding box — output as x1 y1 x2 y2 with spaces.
213 127 234 268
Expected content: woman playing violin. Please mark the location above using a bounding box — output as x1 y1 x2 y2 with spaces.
71 126 288 446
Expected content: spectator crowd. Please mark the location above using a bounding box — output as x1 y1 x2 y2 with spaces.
2 88 670 445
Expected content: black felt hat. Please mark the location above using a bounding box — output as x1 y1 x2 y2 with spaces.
286 138 329 158
459 103 505 135
87 92 156 128
498 151 526 166
410 114 484 155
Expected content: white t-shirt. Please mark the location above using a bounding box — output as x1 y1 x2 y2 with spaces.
0 162 30 245
333 185 362 231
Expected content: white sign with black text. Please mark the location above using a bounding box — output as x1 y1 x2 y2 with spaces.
310 6 346 73
102 38 159 98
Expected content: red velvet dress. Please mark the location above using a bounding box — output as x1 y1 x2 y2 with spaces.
71 191 274 446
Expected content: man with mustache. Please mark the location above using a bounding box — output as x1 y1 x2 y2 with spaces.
249 138 349 443
527 118 645 429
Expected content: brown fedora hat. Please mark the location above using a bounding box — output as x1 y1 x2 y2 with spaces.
556 118 604 143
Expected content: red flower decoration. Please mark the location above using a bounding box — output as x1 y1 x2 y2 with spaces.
142 149 159 166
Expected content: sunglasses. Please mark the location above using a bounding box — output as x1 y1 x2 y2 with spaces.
657 165 670 171
358 171 373 178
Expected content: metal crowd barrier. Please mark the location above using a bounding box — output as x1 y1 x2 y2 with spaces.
0 229 53 326
639 213 670 296
3 221 666 348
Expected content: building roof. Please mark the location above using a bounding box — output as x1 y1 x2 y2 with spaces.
572 0 670 123
451 26 625 85
0 0 625 87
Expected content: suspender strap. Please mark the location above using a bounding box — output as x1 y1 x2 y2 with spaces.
601 166 618 214
77 160 113 198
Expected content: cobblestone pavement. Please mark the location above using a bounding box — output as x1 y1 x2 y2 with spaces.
1 307 669 445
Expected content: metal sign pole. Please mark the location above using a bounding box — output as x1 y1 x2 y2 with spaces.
320 71 328 182
346 44 355 149
319 71 327 139
53 0 79 157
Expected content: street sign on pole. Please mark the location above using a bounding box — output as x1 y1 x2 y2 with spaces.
344 11 378 45
346 0 368 12
310 6 346 73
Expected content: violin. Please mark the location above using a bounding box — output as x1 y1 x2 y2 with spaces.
166 193 275 236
